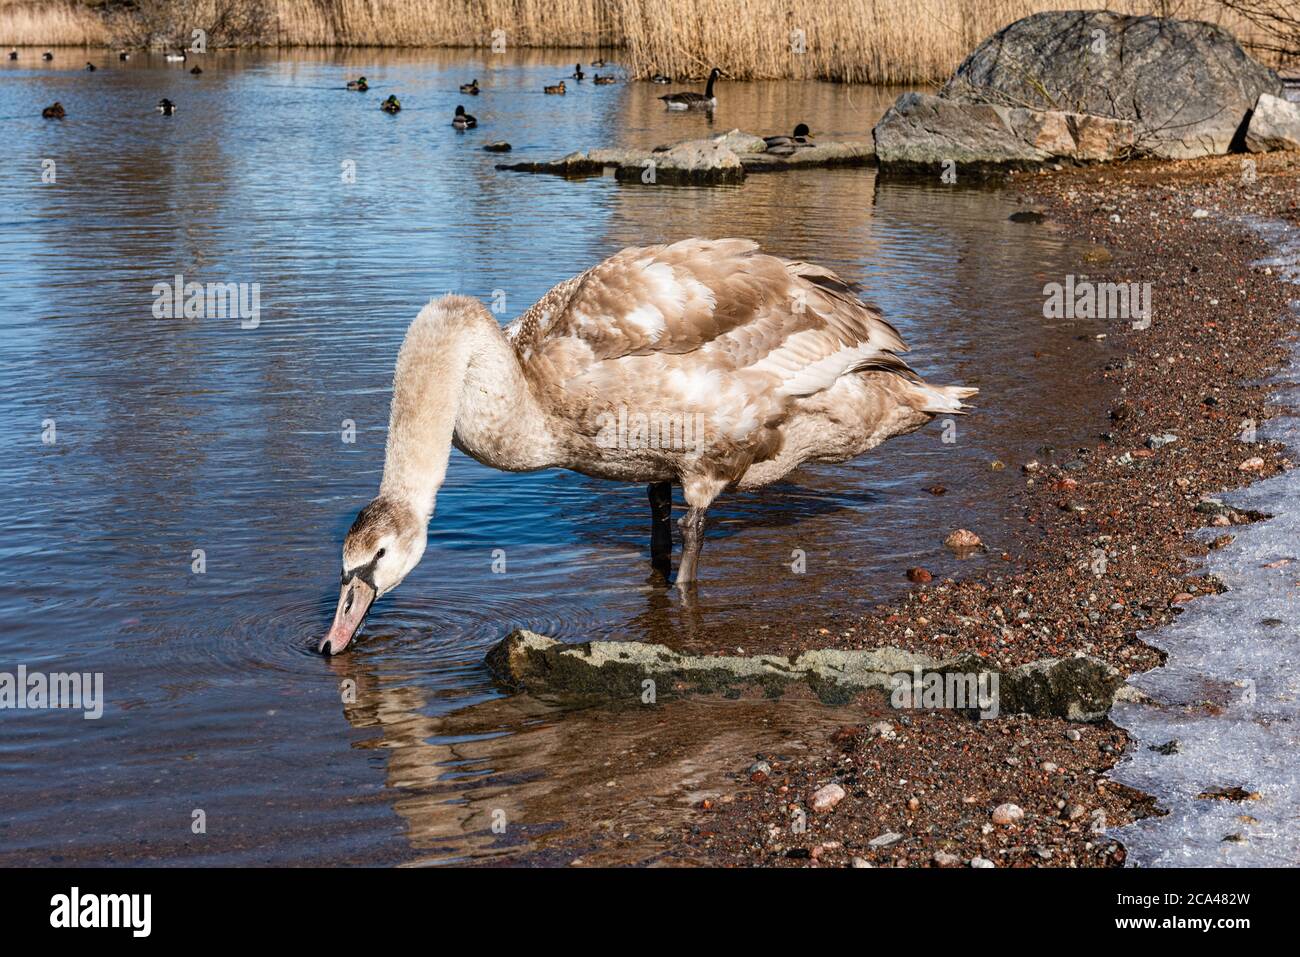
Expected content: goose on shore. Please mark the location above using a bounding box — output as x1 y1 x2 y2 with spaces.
346 76 368 91
380 94 401 113
459 78 478 94
452 104 476 129
317 238 975 654
659 67 720 109
543 80 565 95
156 98 176 115
42 102 65 119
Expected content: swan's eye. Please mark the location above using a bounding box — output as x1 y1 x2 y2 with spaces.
376 548 386 559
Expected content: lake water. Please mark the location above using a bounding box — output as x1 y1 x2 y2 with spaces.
0 48 1111 864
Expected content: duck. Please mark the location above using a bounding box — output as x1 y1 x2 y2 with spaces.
42 51 53 61
763 123 813 154
42 102 65 119
380 94 401 113
190 65 202 74
317 238 976 654
571 63 585 80
650 73 671 84
85 62 96 71
593 73 617 85
459 78 479 95
591 58 607 68
118 51 130 61
156 98 176 115
543 80 565 95
9 49 18 60
452 104 476 129
165 50 186 62
659 67 719 109
346 76 368 91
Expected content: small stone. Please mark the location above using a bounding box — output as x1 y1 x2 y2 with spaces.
932 850 962 867
906 567 933 583
1239 456 1266 471
970 857 996 868
992 802 1024 825
868 831 902 848
1145 433 1177 450
1192 208 1210 219
811 782 846 813
851 856 871 868
1040 761 1059 773
869 721 897 741
1067 804 1087 821
925 484 947 495
944 529 982 549
1065 729 1082 742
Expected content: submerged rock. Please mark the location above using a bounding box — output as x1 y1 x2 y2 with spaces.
942 10 1282 159
1245 93 1300 153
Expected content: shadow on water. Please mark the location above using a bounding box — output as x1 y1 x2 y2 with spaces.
0 49 1113 863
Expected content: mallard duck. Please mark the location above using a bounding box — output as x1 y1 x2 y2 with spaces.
346 76 368 91
190 65 202 75
42 102 65 119
459 78 479 95
593 74 616 85
380 94 401 113
543 80 565 95
42 52 53 61
763 123 813 151
157 98 176 115
85 62 96 72
650 73 671 84
452 104 476 129
660 67 719 109
317 237 975 654
571 63 585 80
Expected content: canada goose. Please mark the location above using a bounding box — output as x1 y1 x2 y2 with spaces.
571 63 585 80
85 62 96 72
346 76 368 91
452 105 476 129
42 52 53 61
380 94 401 113
660 67 720 109
459 78 479 95
190 65 202 75
317 238 975 654
42 102 65 119
165 51 186 62
544 80 565 95
156 98 176 115
650 73 671 84
593 74 616 85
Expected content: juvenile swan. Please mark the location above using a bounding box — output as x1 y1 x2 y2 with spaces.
320 238 975 654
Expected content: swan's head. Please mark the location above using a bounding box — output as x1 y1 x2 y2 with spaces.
319 495 426 655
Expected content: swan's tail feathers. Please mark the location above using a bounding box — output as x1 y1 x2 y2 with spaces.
913 383 978 415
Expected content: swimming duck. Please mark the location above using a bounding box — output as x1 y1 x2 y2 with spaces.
543 80 565 95
452 105 476 129
42 52 53 61
317 237 975 654
85 62 96 71
459 78 479 95
591 58 607 68
118 51 130 61
157 98 176 115
571 63 585 80
380 94 401 113
165 51 186 62
593 74 616 85
659 67 719 109
347 76 368 91
190 65 202 74
42 102 65 119
9 49 18 60
650 73 671 84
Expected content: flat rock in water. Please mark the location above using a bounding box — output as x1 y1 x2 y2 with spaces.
1245 93 1300 153
941 10 1282 159
873 91 1135 171
484 629 1125 721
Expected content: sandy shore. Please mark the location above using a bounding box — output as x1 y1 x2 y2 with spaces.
665 151 1300 867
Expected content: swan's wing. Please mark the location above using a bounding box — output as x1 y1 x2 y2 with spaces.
507 238 914 404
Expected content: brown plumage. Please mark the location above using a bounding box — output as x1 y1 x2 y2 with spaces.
319 238 974 654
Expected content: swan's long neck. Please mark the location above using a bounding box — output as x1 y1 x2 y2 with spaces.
379 297 556 521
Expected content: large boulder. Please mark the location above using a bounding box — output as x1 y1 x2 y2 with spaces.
1245 93 1300 152
942 10 1283 159
873 91 1135 170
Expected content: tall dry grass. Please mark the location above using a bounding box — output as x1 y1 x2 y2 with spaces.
2 0 1294 81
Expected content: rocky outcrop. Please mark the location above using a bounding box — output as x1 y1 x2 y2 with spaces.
873 91 1135 171
941 11 1282 159
1245 93 1300 152
496 130 874 182
485 629 1125 721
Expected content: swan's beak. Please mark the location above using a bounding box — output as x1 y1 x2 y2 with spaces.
318 576 375 655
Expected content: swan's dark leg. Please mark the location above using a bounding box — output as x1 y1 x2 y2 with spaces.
648 481 673 577
675 506 708 591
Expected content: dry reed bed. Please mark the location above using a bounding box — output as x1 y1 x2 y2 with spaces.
2 0 1294 84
